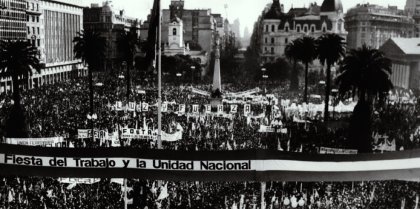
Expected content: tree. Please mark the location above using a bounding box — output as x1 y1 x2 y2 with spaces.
73 30 106 116
295 36 317 103
317 34 346 123
336 44 393 152
117 26 139 100
285 40 300 91
0 40 41 137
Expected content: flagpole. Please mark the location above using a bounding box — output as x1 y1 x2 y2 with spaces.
157 0 162 149
124 178 128 209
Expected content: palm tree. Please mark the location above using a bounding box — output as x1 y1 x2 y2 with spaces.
285 40 300 91
0 40 41 137
336 44 393 152
295 36 317 104
117 25 139 101
73 30 106 116
317 34 345 123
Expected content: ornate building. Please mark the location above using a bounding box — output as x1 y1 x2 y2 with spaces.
345 4 415 50
260 0 346 63
83 1 141 72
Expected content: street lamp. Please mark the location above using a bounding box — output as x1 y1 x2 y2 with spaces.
190 66 196 84
331 89 339 120
176 73 182 85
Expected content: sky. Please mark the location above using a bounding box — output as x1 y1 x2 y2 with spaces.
83 0 407 37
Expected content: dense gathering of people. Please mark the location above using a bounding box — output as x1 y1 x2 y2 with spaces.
1 75 420 208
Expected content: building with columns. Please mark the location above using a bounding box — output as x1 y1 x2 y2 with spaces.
260 0 347 63
345 4 416 50
379 38 420 89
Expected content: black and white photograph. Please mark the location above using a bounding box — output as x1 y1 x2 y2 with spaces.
0 0 420 208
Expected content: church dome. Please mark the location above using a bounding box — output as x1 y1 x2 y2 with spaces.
320 0 343 12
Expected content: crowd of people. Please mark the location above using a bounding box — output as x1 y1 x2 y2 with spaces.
1 176 419 209
1 75 420 208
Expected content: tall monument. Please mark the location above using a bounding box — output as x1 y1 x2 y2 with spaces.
212 39 222 92
211 38 222 106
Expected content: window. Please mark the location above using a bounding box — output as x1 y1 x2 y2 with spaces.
271 38 274 44
27 27 30 34
311 26 315 33
36 3 39 11
265 38 267 44
304 26 308 33
37 39 40 46
285 38 288 43
264 47 267 52
32 15 35 22
271 47 275 54
265 25 269 32
32 27 35 34
271 25 275 32
36 16 39 22
31 3 34 10
37 27 39 34
285 26 289 32
297 26 301 32
172 28 177 35
322 27 326 33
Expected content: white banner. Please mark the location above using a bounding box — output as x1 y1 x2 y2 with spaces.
121 128 157 140
244 104 251 116
78 129 108 140
58 178 100 184
205 105 211 114
319 147 358 155
230 105 238 113
217 105 224 114
6 137 65 147
192 105 199 114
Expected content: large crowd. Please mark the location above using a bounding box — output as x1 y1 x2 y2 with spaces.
1 75 420 208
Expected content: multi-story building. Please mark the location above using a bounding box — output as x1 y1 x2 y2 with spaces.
140 0 225 76
260 0 347 63
0 0 27 92
405 0 420 37
345 4 415 50
84 1 141 72
26 0 44 62
141 0 220 54
33 0 86 88
0 0 26 40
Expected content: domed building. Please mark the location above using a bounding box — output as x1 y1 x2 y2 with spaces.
260 0 347 63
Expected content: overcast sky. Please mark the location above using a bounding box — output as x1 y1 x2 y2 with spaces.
83 0 407 36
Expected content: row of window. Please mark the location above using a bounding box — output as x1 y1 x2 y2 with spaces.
0 31 26 39
0 19 25 29
26 2 39 11
0 0 26 10
265 24 327 33
0 10 26 20
27 26 39 35
27 38 40 47
27 14 40 22
264 37 288 44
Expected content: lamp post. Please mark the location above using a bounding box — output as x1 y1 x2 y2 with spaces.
261 67 267 95
331 89 338 120
190 65 196 84
176 73 182 85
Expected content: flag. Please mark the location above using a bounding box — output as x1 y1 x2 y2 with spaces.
8 189 14 202
157 183 169 200
145 0 161 70
67 182 77 190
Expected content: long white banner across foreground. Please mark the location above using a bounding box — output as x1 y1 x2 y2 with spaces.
0 145 420 182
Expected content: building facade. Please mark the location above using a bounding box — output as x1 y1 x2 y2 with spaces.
0 0 26 40
345 4 416 50
84 1 141 72
36 0 85 88
379 38 420 89
405 0 420 37
260 0 347 63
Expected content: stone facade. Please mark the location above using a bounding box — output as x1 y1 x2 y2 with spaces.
260 0 346 63
345 4 416 50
